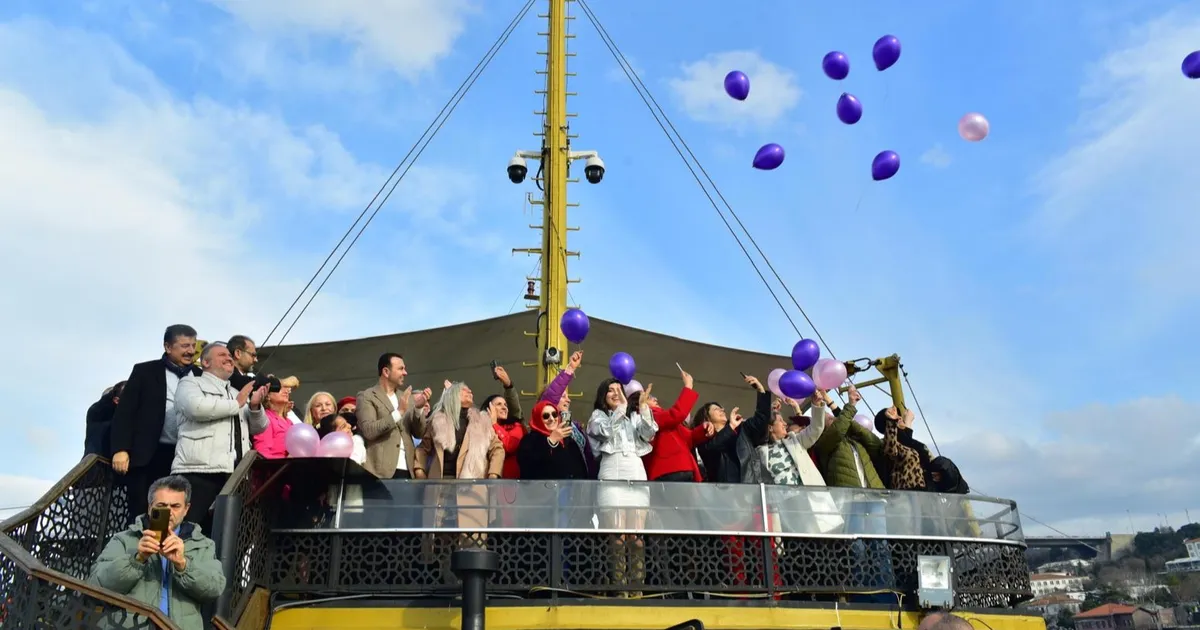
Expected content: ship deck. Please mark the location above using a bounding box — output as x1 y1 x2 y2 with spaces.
0 454 1042 629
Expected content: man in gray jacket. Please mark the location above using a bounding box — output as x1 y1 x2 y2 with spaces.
172 342 269 533
89 475 225 630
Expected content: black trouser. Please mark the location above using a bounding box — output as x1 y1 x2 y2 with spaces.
654 471 694 482
181 472 230 535
124 443 177 525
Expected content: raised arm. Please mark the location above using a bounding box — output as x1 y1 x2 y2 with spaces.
792 399 827 450
739 375 773 438
540 351 581 404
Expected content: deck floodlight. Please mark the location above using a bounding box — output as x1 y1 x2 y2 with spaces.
917 554 954 608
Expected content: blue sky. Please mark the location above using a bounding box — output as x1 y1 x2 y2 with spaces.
0 0 1196 537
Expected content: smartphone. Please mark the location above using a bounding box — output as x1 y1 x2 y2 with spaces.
148 506 171 542
489 360 499 378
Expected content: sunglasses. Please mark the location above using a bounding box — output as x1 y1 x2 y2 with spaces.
541 409 560 421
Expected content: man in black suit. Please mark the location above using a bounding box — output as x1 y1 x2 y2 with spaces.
110 324 202 524
226 334 257 391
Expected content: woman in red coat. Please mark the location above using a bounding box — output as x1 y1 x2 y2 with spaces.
482 364 525 479
641 366 708 482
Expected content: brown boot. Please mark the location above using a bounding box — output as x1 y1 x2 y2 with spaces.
610 536 628 597
627 537 645 599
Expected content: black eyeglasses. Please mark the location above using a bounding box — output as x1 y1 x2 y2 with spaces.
542 410 560 420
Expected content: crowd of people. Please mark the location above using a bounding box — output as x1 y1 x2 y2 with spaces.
80 324 978 626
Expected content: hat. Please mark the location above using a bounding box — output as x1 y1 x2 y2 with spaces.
338 396 356 409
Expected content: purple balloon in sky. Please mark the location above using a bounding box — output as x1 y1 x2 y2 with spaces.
871 150 900 181
724 70 750 100
873 35 901 71
752 143 785 170
822 51 850 80
1184 51 1200 79
791 338 821 371
836 93 863 125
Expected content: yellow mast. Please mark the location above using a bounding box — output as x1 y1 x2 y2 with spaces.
515 0 600 394
535 0 571 393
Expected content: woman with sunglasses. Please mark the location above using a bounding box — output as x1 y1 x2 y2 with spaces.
517 400 590 480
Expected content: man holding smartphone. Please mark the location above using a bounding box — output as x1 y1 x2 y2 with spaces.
88 475 225 630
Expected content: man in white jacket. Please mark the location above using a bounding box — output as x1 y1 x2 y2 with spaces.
172 342 269 533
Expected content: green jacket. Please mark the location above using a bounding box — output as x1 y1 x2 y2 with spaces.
811 403 885 489
88 516 226 630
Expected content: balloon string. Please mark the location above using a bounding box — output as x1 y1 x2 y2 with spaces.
851 179 871 215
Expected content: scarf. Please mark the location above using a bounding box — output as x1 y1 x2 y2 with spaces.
162 353 195 379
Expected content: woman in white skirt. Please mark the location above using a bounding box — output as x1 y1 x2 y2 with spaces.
587 378 657 596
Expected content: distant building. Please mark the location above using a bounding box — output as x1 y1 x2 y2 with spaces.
1026 593 1084 617
1163 537 1200 574
1039 559 1094 574
1073 604 1156 630
1032 572 1089 597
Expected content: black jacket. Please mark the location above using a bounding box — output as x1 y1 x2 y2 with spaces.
84 393 118 458
109 358 200 467
700 390 773 485
516 432 590 480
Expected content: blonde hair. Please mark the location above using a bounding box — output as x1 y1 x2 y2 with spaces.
304 391 336 426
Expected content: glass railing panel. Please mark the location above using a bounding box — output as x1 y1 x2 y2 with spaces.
762 485 1022 542
324 479 766 534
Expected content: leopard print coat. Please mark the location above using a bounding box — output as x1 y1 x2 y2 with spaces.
882 419 926 490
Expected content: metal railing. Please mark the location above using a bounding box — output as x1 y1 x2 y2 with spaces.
0 455 179 629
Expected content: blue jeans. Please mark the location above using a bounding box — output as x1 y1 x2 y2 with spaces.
847 499 896 602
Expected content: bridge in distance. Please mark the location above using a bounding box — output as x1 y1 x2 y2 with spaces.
1024 534 1135 561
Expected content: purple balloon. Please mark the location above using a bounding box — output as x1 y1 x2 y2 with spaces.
873 35 901 71
560 308 590 344
791 338 821 371
1184 51 1200 79
752 143 785 170
822 51 850 80
871 150 900 181
724 70 750 101
609 352 636 385
836 93 863 125
779 370 816 400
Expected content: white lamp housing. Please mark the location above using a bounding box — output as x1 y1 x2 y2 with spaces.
917 554 954 608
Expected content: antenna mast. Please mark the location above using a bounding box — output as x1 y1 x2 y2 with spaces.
512 0 603 393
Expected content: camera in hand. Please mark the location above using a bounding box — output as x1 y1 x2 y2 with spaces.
253 374 282 393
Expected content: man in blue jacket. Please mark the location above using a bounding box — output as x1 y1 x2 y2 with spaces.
89 475 225 630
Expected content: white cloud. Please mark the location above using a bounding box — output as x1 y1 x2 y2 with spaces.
667 51 802 129
945 395 1200 536
920 143 952 169
0 475 55 519
203 0 475 81
606 55 646 84
1030 11 1200 326
0 18 503 481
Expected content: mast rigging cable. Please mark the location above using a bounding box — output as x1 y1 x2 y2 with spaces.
255 0 537 371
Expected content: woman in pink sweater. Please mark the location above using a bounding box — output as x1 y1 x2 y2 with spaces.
253 377 293 458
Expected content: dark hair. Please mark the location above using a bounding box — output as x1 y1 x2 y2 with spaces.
148 474 192 506
317 412 358 439
163 324 197 345
593 378 621 412
377 352 403 376
227 335 254 357
479 394 503 412
110 381 127 400
693 402 719 426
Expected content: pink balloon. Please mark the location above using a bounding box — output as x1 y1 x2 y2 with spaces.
812 358 848 390
767 368 786 398
284 423 320 457
958 112 989 142
623 379 643 397
317 431 355 458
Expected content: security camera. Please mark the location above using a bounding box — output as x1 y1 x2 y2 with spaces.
508 155 528 184
584 155 605 184
544 346 562 365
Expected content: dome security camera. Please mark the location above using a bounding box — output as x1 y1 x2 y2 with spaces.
508 155 528 184
584 155 605 184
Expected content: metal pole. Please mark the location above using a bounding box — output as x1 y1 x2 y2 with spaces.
210 493 243 620
451 547 500 630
